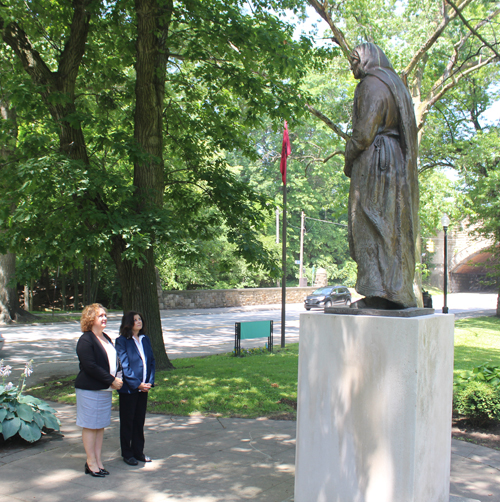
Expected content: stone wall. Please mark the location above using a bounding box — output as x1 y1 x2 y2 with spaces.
158 286 318 310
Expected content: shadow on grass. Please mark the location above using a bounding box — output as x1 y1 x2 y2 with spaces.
455 317 500 331
28 345 300 420
454 345 500 373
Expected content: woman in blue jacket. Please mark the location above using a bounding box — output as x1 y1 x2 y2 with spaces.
115 311 156 466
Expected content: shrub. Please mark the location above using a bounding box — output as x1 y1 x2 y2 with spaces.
453 380 500 426
0 359 60 443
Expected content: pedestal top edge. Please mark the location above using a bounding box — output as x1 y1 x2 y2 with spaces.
323 307 437 318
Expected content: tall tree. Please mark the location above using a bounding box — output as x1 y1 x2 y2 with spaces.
0 0 315 365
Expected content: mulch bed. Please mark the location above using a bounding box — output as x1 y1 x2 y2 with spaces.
452 415 500 450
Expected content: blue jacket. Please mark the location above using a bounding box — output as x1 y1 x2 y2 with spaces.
115 334 156 394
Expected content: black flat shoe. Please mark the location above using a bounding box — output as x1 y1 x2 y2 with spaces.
123 456 138 466
99 468 110 475
136 454 151 462
85 462 105 477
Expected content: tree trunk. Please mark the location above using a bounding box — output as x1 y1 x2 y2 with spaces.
0 253 17 322
61 271 67 311
73 268 78 310
90 259 99 303
115 0 173 369
24 284 30 311
111 239 173 369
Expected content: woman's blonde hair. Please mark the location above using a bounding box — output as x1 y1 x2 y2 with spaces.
80 303 107 332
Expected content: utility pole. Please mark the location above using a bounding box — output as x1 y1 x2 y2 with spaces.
299 211 306 287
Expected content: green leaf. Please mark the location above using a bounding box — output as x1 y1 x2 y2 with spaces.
20 395 42 406
16 403 34 422
37 402 57 414
19 420 42 443
32 411 44 429
40 410 60 431
2 417 21 440
0 407 7 422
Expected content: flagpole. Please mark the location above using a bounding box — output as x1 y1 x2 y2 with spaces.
279 120 290 350
281 182 286 348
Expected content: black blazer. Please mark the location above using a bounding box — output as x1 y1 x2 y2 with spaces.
75 331 118 390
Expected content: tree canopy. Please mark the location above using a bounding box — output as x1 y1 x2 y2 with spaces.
0 0 319 366
0 0 499 339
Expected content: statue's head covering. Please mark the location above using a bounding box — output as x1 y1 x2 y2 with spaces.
351 43 417 168
350 43 394 75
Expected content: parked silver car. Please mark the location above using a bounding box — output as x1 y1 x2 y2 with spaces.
304 285 351 310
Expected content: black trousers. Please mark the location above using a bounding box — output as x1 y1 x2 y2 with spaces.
119 391 148 459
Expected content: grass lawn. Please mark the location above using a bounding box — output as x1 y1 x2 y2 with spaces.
454 316 500 377
19 310 122 325
29 345 300 420
28 316 500 420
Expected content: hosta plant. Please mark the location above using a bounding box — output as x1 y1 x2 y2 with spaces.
0 359 60 443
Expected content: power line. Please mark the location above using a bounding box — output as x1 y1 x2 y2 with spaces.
305 216 347 228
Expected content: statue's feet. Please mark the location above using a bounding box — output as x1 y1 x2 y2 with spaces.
350 297 404 310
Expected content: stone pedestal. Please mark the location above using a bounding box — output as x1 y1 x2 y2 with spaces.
295 312 455 502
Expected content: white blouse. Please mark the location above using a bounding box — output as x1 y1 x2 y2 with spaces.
133 335 147 384
97 335 117 391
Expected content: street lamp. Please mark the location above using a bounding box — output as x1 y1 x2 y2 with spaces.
441 213 450 314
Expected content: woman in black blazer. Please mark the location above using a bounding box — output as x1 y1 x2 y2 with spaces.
75 304 123 477
115 311 155 466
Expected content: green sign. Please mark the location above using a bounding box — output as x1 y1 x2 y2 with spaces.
239 320 272 340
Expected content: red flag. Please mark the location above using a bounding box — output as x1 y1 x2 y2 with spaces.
280 120 291 185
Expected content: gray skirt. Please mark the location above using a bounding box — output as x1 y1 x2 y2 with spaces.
76 388 112 429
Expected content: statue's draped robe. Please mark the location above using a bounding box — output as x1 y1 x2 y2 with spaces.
344 44 419 308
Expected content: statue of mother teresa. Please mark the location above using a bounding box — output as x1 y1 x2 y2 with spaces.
344 43 419 309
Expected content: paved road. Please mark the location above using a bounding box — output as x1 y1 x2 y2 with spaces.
0 293 497 386
0 303 305 385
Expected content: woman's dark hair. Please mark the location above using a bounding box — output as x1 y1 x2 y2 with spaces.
119 311 146 339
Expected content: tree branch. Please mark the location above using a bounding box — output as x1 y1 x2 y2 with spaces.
1 21 56 95
323 150 345 162
402 0 474 84
58 0 92 94
446 0 500 59
307 0 351 59
305 103 350 141
417 54 498 129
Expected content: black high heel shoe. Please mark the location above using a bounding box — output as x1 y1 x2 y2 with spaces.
99 468 110 475
85 462 105 477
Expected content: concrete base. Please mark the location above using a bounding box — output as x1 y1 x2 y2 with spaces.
295 312 455 502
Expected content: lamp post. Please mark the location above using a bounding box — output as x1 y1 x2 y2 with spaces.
441 213 450 314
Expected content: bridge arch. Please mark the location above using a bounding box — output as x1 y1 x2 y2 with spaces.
429 223 497 292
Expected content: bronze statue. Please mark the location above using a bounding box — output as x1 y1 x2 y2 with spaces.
344 43 419 309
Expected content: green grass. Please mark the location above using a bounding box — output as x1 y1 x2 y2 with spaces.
29 344 299 419
28 316 500 420
454 317 500 378
19 310 122 325
422 286 442 296
21 315 82 324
